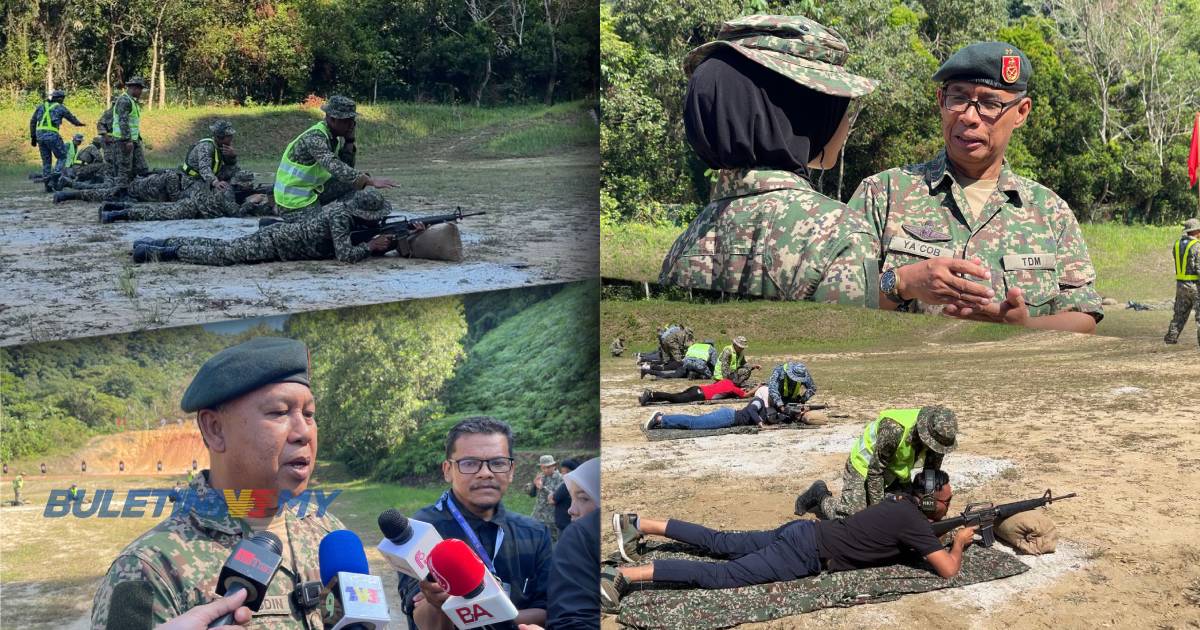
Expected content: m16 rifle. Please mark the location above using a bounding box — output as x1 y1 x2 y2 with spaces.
931 489 1077 547
349 207 485 246
768 403 829 426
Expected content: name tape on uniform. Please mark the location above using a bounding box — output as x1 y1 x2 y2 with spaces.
1002 253 1056 271
888 236 952 259
257 595 292 615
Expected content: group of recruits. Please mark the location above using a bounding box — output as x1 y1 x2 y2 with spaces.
88 336 600 629
30 80 462 267
658 15 1115 334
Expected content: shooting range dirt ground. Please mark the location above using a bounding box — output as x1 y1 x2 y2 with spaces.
0 141 598 347
599 325 1200 629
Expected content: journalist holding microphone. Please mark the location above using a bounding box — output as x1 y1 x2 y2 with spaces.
399 416 554 629
90 337 346 629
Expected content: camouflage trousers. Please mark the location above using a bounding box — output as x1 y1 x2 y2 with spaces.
814 461 907 520
1165 281 1200 345
114 140 148 186
101 137 119 179
79 170 185 203
65 162 106 182
127 192 246 221
166 234 283 266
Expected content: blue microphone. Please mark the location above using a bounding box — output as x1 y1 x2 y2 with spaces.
317 530 390 629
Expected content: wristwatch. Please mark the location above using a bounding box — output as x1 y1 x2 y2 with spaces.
880 268 904 303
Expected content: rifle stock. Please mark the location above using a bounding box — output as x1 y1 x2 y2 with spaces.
930 489 1077 546
349 207 485 246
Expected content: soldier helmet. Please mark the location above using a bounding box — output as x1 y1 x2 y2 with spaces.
1182 218 1200 234
209 120 236 138
933 41 1032 92
321 95 358 120
347 187 391 220
916 406 958 455
125 76 147 87
783 362 808 382
732 335 748 349
73 133 84 142
49 89 66 101
684 15 878 98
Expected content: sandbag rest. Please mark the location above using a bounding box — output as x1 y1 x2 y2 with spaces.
609 540 1029 629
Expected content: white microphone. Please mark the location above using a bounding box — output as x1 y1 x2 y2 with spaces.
428 539 519 630
377 508 443 581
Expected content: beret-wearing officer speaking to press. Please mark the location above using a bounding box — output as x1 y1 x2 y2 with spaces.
850 41 1103 333
91 337 346 630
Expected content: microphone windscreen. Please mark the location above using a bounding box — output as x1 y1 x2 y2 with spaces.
247 530 283 555
378 508 411 542
318 529 370 585
105 580 154 630
428 539 487 597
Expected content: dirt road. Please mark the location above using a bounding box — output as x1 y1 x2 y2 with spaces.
0 147 598 346
600 326 1200 628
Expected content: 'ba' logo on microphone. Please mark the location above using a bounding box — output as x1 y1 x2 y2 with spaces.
454 604 495 624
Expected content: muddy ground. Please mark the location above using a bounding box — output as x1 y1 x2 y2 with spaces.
0 143 598 346
600 323 1200 629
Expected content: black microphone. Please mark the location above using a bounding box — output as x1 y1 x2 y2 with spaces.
105 580 154 630
207 531 284 628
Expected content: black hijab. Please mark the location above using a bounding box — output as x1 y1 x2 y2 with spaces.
684 48 850 179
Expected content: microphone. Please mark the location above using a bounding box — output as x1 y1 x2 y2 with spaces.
105 580 154 630
377 508 442 581
317 529 391 630
208 531 283 628
428 539 518 629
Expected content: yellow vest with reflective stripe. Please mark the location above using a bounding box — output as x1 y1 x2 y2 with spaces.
1175 238 1198 281
849 409 924 483
712 345 743 380
110 95 141 140
36 102 59 132
66 142 80 165
181 138 222 179
274 122 344 210
684 343 712 362
779 363 806 400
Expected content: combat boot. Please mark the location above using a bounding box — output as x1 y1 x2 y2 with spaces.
794 480 831 516
51 173 65 191
52 191 81 203
100 209 130 224
133 238 170 248
132 243 179 263
43 179 54 193
101 201 131 212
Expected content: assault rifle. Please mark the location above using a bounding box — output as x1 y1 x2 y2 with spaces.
349 207 485 246
931 489 1077 547
767 403 829 426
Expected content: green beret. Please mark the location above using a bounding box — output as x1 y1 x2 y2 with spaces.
181 337 310 412
933 41 1031 91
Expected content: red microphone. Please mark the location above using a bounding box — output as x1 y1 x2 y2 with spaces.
427 539 518 629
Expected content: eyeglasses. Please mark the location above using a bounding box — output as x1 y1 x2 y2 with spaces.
941 93 1025 119
449 457 515 474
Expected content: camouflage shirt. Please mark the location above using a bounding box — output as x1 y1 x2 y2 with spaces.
850 150 1103 320
97 107 113 135
286 126 362 185
716 346 745 381
660 168 880 305
90 471 345 629
1176 235 1200 279
184 139 240 185
529 472 563 528
113 93 141 142
659 327 693 363
766 363 815 407
862 418 943 506
260 198 376 263
77 143 103 164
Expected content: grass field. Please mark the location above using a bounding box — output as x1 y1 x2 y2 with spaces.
603 220 1179 302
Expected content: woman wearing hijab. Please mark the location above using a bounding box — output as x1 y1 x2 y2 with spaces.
660 15 880 305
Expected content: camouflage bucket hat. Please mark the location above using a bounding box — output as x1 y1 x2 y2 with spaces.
916 406 958 454
538 455 557 466
1182 218 1200 233
321 95 357 119
733 335 748 349
348 188 391 219
683 15 878 98
209 120 235 137
783 362 807 381
125 76 146 87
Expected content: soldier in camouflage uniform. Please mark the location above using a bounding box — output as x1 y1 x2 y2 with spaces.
96 106 117 180
659 16 881 306
102 172 275 223
112 77 150 188
852 42 1103 332
795 407 957 520
1165 218 1200 345
131 188 407 265
91 337 344 628
272 96 396 218
178 120 244 207
763 361 816 409
57 169 188 203
610 337 626 357
64 136 107 184
525 454 565 542
29 89 86 191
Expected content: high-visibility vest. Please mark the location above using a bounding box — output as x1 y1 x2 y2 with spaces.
1175 237 1198 281
181 138 221 179
274 121 344 210
778 363 808 400
66 142 80 165
849 409 925 483
712 345 743 380
36 102 60 132
684 343 712 362
110 94 141 141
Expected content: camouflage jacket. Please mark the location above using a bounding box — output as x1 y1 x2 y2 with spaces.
862 418 944 506
528 472 563 526
78 143 103 164
1176 235 1200 279
659 327 692 362
610 338 625 356
97 107 113 135
130 170 186 202
113 93 141 141
90 471 345 629
716 346 745 380
286 126 361 185
184 139 240 185
660 168 880 305
260 198 375 263
849 150 1103 320
766 363 815 407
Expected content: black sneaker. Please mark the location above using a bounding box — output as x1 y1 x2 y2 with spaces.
638 389 651 406
794 480 831 516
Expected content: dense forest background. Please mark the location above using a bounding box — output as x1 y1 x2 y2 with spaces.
0 282 599 481
601 0 1200 225
1 0 598 107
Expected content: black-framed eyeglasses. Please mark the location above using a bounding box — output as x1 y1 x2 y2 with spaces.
941 92 1025 119
449 457 515 474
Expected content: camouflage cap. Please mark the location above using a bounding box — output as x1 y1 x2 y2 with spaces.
538 454 557 466
1182 218 1200 233
933 41 1031 91
732 335 748 349
321 95 357 119
916 406 958 455
125 76 146 87
209 120 235 137
49 89 66 101
783 361 808 381
684 15 878 98
347 187 391 219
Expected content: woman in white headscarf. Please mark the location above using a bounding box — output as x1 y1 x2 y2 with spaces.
564 457 599 521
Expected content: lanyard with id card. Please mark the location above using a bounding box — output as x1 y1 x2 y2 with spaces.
439 491 512 598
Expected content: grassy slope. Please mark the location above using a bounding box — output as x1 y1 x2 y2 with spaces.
602 221 1180 301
